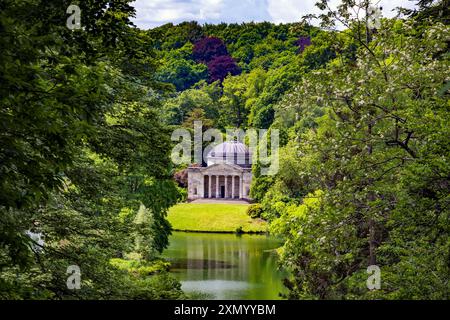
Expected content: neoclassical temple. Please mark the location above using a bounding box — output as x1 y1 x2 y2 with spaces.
187 141 252 200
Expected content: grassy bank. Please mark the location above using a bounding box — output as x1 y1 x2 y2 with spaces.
167 203 267 233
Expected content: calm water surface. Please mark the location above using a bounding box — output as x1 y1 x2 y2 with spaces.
163 232 287 300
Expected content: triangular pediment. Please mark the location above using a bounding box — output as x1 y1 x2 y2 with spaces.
201 163 245 174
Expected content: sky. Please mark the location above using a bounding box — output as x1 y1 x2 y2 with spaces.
131 0 417 30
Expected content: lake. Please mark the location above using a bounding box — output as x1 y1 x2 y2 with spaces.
163 232 287 300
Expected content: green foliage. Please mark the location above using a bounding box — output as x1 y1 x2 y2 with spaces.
161 87 219 126
246 204 263 219
176 186 188 202
156 58 208 91
156 44 208 91
249 175 275 203
235 226 244 234
109 254 184 299
183 108 214 130
262 3 450 299
110 258 170 276
120 270 185 300
0 0 181 299
220 74 249 128
148 21 204 50
133 204 157 260
2 0 448 301
150 21 326 130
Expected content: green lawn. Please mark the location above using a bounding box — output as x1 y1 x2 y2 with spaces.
167 203 267 233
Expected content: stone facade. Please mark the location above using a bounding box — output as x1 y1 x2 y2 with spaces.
187 142 252 200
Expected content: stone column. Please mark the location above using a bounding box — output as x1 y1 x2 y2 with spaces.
225 176 228 198
239 175 243 199
208 175 212 198
216 175 220 198
231 176 235 199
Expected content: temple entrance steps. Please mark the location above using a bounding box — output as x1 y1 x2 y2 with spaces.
188 199 251 205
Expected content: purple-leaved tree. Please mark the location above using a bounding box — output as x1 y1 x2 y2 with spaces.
296 36 312 53
207 55 241 83
193 37 229 63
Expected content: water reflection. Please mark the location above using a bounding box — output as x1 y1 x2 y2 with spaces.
163 232 286 300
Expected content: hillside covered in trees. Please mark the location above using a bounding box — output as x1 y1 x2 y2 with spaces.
149 20 335 130
0 0 448 300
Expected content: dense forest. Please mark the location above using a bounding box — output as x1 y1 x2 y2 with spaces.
0 0 449 299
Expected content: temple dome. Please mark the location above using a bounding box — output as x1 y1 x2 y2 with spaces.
206 141 251 167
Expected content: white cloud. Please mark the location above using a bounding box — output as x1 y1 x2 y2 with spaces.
131 0 225 29
132 0 417 29
266 0 416 24
266 0 315 23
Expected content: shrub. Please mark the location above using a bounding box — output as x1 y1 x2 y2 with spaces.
110 258 170 276
177 187 187 202
246 204 263 219
173 169 188 187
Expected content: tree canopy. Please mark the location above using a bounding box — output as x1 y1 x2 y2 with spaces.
1 0 448 301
